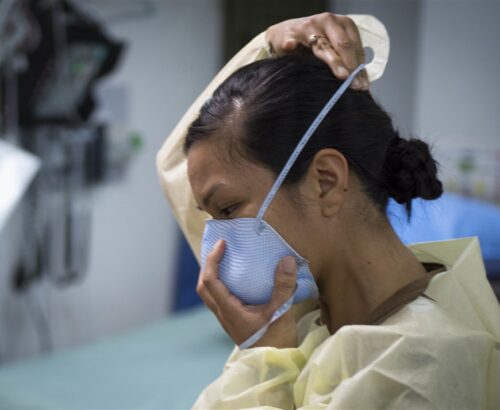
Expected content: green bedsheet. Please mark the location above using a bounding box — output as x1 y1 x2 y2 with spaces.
0 306 233 410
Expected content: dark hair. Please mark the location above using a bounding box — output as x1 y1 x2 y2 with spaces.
184 54 442 217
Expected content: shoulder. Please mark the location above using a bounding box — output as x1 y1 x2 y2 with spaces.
327 296 491 362
298 296 489 408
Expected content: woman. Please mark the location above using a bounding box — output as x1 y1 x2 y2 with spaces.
157 13 500 409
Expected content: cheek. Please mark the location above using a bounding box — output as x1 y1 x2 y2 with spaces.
270 211 322 281
266 199 311 258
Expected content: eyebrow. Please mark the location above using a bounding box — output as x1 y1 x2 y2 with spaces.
199 182 225 210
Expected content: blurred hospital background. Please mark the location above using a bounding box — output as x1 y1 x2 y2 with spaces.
0 0 499 408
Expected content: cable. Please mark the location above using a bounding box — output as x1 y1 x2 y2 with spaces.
24 284 52 354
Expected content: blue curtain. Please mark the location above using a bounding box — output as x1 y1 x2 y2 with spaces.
171 230 202 312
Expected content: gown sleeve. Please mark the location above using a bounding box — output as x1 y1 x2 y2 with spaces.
156 14 390 263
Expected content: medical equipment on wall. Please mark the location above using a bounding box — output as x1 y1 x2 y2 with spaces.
432 143 500 204
0 140 40 231
0 0 128 294
13 125 102 290
1 0 124 126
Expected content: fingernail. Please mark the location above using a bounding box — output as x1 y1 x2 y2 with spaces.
337 66 349 78
352 78 362 89
363 79 370 89
282 257 296 274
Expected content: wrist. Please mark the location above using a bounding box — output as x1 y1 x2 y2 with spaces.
264 28 277 57
250 310 298 348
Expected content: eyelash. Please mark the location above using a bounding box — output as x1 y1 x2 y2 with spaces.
220 204 238 217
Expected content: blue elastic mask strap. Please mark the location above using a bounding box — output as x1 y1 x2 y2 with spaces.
254 63 366 233
238 291 295 349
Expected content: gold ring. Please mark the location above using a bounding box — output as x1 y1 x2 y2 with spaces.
307 34 329 45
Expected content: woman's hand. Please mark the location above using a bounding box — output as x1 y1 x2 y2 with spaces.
265 12 369 90
197 239 298 349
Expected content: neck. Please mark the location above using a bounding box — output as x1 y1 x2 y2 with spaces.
316 217 427 334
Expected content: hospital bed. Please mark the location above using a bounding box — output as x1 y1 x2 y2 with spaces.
0 306 232 410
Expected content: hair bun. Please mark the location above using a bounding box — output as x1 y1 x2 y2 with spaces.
383 134 443 210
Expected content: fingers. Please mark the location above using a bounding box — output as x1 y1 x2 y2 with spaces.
196 271 218 314
280 37 300 53
324 23 357 74
341 17 370 90
310 38 366 90
266 20 302 56
266 256 297 318
197 239 244 315
310 36 349 80
296 15 351 80
197 239 224 313
292 13 367 90
323 22 365 90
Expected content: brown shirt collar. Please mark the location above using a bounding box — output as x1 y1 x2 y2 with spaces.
314 262 447 328
367 262 446 325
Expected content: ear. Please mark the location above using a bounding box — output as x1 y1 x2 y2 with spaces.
305 148 349 217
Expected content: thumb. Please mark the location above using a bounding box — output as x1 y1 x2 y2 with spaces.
282 37 299 52
267 256 297 315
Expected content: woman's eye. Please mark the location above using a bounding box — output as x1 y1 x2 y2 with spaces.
220 204 238 217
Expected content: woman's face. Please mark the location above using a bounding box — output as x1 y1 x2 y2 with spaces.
187 138 319 273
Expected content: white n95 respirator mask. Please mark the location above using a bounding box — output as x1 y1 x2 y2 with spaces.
201 218 318 306
200 63 366 349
